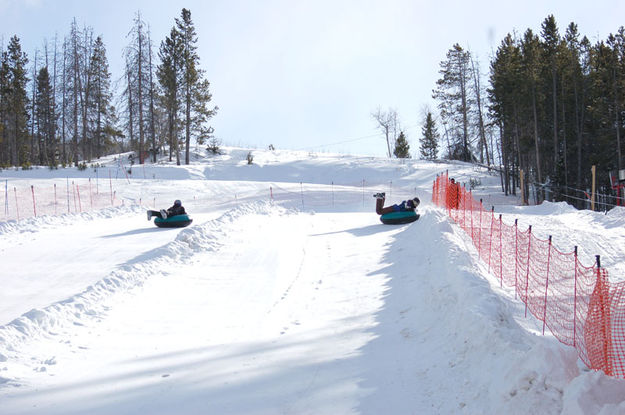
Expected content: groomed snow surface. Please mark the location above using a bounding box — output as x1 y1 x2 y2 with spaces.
1 148 625 414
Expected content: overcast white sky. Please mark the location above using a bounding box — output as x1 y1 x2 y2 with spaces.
1 0 624 157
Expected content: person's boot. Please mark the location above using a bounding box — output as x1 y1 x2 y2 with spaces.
160 209 168 219
147 211 152 221
373 192 386 199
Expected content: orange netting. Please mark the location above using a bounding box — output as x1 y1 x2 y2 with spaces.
433 172 625 378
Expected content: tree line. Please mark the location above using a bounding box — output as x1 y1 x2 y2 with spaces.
0 8 216 169
422 15 625 206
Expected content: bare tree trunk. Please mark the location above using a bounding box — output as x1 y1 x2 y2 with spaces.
614 67 622 171
72 28 80 165
471 56 490 166
51 35 58 165
460 60 469 161
127 63 134 159
532 89 543 201
62 39 67 165
81 29 92 162
148 29 156 163
137 21 144 164
185 79 191 165
30 49 37 163
561 77 568 200
552 67 558 171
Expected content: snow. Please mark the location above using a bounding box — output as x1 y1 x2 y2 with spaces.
1 147 625 414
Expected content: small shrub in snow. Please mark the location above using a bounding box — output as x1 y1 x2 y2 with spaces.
470 177 481 190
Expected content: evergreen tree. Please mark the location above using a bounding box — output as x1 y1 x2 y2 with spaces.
433 43 474 161
176 8 217 165
488 33 523 196
4 36 30 166
393 131 410 158
0 43 8 165
420 112 439 160
87 36 117 158
157 26 183 164
34 66 56 166
541 15 562 175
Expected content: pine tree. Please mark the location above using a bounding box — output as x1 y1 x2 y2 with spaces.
4 36 30 167
433 43 474 161
87 36 117 158
34 66 56 166
176 8 217 165
157 26 183 164
420 112 439 160
0 43 9 165
541 15 562 179
393 131 410 158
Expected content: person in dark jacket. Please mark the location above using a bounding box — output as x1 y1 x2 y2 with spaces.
147 199 186 220
373 192 419 215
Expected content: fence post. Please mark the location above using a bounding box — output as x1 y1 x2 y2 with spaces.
4 180 8 217
525 225 532 318
478 199 483 259
488 206 494 271
596 255 612 375
270 186 273 201
31 185 36 217
543 235 553 335
66 177 71 213
573 246 578 347
499 214 503 287
72 181 77 212
14 187 19 221
470 192 474 243
76 184 82 212
362 179 365 207
109 170 113 206
515 219 518 298
462 185 467 229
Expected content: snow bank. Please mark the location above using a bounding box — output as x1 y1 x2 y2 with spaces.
0 201 286 369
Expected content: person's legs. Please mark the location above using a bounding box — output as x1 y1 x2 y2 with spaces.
147 209 167 219
147 210 161 220
376 198 385 214
376 198 395 215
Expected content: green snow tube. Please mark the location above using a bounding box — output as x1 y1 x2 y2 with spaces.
380 210 420 225
154 214 193 228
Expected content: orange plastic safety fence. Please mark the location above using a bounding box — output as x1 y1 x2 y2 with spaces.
432 174 625 378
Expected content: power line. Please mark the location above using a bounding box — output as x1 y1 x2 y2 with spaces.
296 123 422 151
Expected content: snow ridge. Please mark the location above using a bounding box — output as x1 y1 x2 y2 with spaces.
0 201 284 366
0 205 143 237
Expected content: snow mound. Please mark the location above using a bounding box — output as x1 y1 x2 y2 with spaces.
0 205 142 237
0 201 286 366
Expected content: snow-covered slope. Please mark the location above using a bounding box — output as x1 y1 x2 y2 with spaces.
1 148 624 414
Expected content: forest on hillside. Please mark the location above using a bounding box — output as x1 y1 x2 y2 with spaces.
421 15 625 208
0 8 217 170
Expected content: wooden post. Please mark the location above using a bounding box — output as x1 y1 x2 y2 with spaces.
520 169 526 205
591 165 596 211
